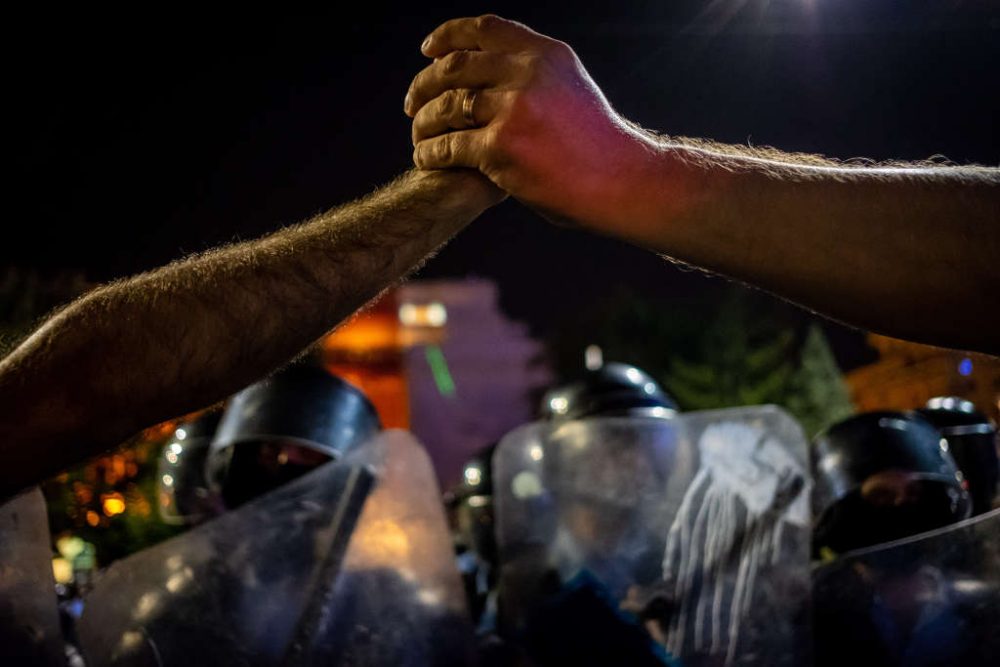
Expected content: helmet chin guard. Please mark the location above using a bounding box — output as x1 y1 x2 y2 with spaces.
812 411 971 557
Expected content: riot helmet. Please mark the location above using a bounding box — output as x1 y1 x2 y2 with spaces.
158 410 223 524
447 443 500 622
812 411 971 558
915 396 998 515
540 362 678 422
534 364 676 580
449 443 499 563
208 362 381 508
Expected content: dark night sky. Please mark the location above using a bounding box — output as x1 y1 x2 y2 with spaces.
9 1 1000 369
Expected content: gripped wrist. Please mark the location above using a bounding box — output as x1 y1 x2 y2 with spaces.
577 128 703 245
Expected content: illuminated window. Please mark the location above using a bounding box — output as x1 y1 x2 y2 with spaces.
398 302 447 327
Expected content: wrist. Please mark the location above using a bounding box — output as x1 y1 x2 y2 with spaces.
581 131 711 248
406 169 506 221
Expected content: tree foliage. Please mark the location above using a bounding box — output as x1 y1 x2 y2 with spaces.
786 324 856 437
546 285 854 435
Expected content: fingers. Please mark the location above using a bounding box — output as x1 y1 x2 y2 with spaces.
405 49 515 117
413 130 492 171
411 89 503 145
411 168 508 212
421 15 546 58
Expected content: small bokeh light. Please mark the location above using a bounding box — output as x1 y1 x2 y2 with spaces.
52 557 74 584
102 493 126 517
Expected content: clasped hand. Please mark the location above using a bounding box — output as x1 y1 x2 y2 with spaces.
405 14 658 231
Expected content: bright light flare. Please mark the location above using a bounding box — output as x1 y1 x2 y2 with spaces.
52 558 74 584
399 302 448 327
102 493 126 516
464 467 483 486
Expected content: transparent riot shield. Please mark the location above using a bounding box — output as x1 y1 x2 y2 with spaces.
78 430 473 667
0 487 65 666
813 507 1000 667
494 407 812 666
297 430 476 666
78 459 372 665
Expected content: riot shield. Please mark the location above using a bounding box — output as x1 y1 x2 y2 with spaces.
78 458 372 665
494 407 812 666
0 487 65 666
296 430 476 666
78 430 474 667
813 507 1000 666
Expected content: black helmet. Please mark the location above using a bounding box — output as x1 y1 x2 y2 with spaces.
812 411 971 558
158 411 223 524
916 396 998 515
539 363 678 422
208 363 381 508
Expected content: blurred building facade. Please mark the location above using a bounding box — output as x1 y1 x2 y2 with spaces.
321 278 552 486
845 334 1000 423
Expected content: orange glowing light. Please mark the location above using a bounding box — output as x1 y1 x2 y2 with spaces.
346 518 411 568
102 493 126 516
85 511 101 527
73 482 93 504
323 317 400 353
318 291 411 429
321 293 404 356
141 417 185 442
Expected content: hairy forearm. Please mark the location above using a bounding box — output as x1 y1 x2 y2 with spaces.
405 15 997 354
0 169 496 497
606 134 1000 354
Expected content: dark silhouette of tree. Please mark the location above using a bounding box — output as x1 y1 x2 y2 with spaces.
666 290 796 410
546 286 854 435
786 324 855 437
